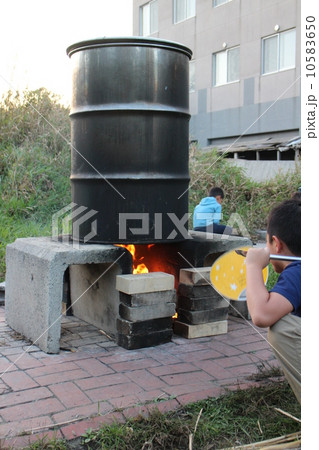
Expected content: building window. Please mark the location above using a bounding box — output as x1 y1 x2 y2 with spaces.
262 29 296 74
213 46 240 86
174 0 196 24
140 0 158 36
189 60 195 92
213 0 232 7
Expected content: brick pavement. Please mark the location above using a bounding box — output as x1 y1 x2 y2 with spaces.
0 306 280 448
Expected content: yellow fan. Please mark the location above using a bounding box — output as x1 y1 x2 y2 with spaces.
210 246 268 300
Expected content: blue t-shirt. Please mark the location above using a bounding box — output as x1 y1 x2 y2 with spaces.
270 261 301 317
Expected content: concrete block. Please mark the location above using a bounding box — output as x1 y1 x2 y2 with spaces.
178 283 221 299
173 320 228 339
5 237 131 353
117 329 173 350
229 299 251 320
116 272 174 295
69 263 121 337
179 267 211 286
117 317 172 335
177 307 229 325
178 231 251 268
177 296 229 311
119 302 176 322
120 290 176 307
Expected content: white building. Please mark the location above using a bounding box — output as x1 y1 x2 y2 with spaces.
133 0 301 160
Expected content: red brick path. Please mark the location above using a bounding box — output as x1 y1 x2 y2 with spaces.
0 306 279 448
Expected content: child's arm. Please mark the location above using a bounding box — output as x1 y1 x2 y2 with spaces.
246 248 293 328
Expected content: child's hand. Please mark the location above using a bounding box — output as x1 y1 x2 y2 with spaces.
246 247 270 269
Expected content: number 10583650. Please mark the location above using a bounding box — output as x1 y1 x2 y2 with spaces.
306 16 316 78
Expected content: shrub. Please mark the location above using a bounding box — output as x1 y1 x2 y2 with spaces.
0 89 71 280
188 148 301 237
0 88 70 151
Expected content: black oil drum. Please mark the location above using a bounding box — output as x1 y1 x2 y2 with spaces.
66 37 192 244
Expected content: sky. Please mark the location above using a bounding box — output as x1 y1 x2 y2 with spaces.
0 0 133 104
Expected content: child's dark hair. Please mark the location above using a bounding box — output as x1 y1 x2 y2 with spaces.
267 198 301 256
291 191 301 202
209 187 224 198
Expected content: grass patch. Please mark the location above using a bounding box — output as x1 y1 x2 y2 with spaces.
266 264 280 291
25 380 300 449
26 436 68 449
0 89 71 281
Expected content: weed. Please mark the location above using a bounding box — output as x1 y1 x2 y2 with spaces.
189 148 301 236
82 428 98 446
0 88 70 151
266 264 280 290
0 89 71 281
249 361 283 381
25 433 68 449
81 423 129 449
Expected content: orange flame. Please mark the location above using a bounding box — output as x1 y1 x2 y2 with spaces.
116 244 149 274
116 244 177 319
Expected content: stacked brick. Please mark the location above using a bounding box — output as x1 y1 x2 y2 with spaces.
115 272 176 350
174 267 228 338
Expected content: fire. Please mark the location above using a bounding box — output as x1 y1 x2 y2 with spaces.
116 243 178 320
116 244 149 274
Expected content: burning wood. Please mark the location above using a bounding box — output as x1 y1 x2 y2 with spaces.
116 244 150 274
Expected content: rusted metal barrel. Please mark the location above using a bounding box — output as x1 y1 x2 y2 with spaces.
66 37 192 243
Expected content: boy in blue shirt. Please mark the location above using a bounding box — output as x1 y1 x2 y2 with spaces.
193 187 232 234
246 199 301 403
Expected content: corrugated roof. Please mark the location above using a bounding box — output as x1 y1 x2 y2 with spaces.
207 135 301 154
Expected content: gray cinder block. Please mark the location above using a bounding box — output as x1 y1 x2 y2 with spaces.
229 299 251 320
117 328 173 350
116 272 174 295
117 317 172 335
120 290 176 307
177 295 228 311
177 307 229 325
173 320 228 338
177 283 221 299
119 302 176 322
5 237 131 353
179 267 211 286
